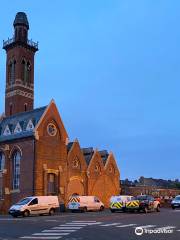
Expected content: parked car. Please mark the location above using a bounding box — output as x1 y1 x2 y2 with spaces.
110 195 134 213
171 195 180 209
125 195 160 213
9 196 59 217
67 195 104 212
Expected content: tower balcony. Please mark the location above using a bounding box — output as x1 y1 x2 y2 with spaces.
3 37 38 51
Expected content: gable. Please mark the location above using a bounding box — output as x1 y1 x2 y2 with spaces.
34 100 68 143
105 152 120 177
87 150 105 174
67 140 87 171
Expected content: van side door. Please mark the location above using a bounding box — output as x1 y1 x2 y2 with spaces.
28 198 39 215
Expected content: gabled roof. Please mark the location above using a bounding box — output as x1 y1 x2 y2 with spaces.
81 147 94 165
99 150 109 165
0 106 47 142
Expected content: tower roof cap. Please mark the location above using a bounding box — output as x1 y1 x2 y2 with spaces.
13 12 29 29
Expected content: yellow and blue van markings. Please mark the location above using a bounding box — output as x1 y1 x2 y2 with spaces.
110 202 123 209
126 200 139 208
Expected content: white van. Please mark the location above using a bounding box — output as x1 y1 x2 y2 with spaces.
110 195 134 212
9 196 59 217
67 196 104 212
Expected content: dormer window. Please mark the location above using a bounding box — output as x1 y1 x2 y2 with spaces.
14 122 22 134
26 119 34 131
3 125 11 136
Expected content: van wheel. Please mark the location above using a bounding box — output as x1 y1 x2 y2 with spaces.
23 210 30 217
100 206 104 211
83 207 87 213
111 209 115 213
144 207 148 214
49 208 55 216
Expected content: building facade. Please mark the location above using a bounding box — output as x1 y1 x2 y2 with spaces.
0 12 120 213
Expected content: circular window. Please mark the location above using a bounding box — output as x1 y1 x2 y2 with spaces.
47 123 57 136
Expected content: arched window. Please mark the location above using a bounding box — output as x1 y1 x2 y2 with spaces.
22 59 26 83
9 60 16 85
22 59 31 85
0 152 5 171
24 103 27 112
47 173 57 195
27 61 31 84
9 103 13 116
12 151 21 189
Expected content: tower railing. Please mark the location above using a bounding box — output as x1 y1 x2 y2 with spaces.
3 37 38 49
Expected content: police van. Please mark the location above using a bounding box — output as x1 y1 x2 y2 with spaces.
125 195 160 213
110 195 134 212
9 196 59 217
68 195 104 212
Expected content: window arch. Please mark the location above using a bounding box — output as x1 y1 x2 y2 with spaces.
12 151 21 189
22 59 31 85
0 152 5 171
24 103 27 112
47 173 57 195
9 60 16 85
9 103 13 116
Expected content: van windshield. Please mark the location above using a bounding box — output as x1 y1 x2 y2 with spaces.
16 197 33 205
134 196 148 201
174 196 180 201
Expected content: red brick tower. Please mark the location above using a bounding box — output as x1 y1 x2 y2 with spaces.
3 12 38 117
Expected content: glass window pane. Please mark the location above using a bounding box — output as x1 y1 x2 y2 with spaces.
13 151 21 189
0 152 5 171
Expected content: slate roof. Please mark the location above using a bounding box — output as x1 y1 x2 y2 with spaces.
67 142 74 153
99 150 109 165
0 106 47 142
14 12 29 29
81 147 94 165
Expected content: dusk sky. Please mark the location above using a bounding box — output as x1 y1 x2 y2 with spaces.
0 1 180 180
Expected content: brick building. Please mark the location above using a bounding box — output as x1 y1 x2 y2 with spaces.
0 12 120 213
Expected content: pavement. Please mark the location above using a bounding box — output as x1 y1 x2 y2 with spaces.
0 208 180 240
